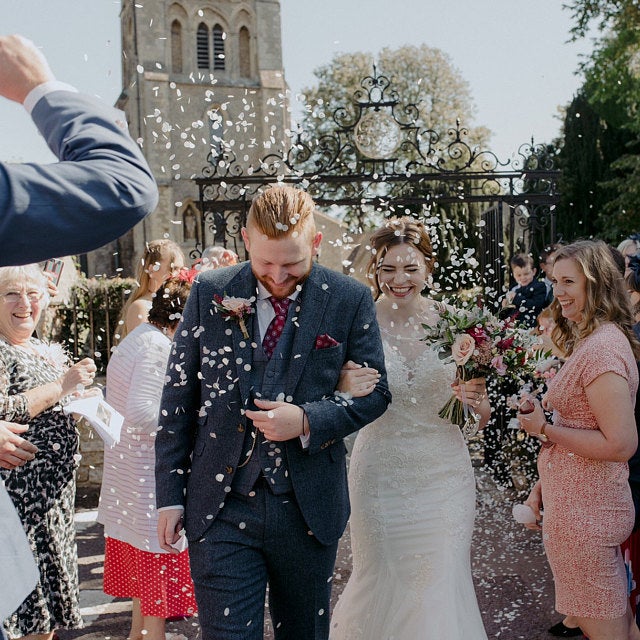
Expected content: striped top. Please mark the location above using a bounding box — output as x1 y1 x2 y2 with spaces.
97 323 186 553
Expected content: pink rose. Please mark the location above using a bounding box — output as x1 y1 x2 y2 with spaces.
451 333 475 366
221 296 250 313
491 354 507 375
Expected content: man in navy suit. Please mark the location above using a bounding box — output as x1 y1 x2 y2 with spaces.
0 37 158 634
0 34 158 266
156 185 390 639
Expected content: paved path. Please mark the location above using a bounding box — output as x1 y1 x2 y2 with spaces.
57 466 562 640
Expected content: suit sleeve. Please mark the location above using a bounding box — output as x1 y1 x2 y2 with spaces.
0 90 158 265
154 283 203 509
302 285 391 454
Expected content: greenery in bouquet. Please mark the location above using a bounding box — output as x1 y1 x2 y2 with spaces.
422 302 544 431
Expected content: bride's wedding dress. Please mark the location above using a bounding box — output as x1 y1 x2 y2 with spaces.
330 334 488 640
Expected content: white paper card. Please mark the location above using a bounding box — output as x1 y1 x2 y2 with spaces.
64 395 123 447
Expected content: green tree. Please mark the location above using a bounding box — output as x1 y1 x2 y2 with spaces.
556 92 635 241
582 29 640 132
301 45 489 152
565 0 640 40
557 0 640 240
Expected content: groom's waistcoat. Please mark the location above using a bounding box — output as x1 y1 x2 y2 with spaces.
231 306 296 495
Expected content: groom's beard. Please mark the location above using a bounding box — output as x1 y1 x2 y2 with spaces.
254 262 313 299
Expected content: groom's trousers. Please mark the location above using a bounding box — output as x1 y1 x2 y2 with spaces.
188 478 338 640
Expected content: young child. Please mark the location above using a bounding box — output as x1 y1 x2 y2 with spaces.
501 253 548 328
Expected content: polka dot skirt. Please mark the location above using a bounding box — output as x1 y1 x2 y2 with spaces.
103 537 197 618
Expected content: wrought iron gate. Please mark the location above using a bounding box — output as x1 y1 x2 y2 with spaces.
193 67 560 302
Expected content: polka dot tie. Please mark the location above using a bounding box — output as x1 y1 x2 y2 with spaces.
262 296 291 359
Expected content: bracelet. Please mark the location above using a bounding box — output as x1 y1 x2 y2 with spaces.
301 412 308 437
536 422 549 444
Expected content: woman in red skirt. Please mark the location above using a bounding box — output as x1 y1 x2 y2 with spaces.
98 273 197 640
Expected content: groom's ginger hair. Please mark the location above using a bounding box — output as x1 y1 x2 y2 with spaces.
246 185 317 239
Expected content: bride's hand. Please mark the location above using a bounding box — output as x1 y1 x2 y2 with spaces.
451 376 491 429
337 360 380 398
451 376 488 409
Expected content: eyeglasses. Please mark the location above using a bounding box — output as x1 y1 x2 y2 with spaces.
0 290 44 303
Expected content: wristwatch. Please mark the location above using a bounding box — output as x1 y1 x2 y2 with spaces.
536 422 549 443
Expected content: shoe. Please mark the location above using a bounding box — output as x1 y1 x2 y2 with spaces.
547 621 584 637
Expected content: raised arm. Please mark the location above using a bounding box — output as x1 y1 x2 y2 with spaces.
0 35 158 265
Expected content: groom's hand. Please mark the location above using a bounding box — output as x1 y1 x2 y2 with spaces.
157 508 184 554
247 399 307 441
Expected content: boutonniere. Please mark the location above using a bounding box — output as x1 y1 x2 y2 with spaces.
213 294 254 338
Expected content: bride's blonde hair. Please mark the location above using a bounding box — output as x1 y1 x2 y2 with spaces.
366 217 434 300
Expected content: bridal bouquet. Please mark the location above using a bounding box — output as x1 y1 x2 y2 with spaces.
423 303 541 435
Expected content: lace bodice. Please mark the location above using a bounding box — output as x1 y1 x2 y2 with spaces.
351 332 473 501
364 335 458 436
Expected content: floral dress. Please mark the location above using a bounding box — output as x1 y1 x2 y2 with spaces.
0 338 83 635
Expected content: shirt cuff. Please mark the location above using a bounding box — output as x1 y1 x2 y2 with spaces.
298 407 310 449
157 505 184 513
24 80 78 114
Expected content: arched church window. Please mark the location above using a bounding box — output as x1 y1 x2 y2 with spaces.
213 24 226 71
197 22 210 69
171 20 183 73
239 26 250 78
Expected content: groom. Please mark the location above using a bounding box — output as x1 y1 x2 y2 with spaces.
156 185 390 639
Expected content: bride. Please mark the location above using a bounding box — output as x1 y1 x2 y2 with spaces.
330 217 491 640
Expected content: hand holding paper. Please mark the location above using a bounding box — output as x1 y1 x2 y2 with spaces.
63 394 123 447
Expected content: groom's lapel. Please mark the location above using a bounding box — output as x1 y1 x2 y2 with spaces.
224 265 258 404
285 266 329 392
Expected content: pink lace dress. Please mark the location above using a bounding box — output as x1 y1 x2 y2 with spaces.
541 323 638 618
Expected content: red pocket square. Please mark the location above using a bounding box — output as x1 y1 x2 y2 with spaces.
315 334 339 349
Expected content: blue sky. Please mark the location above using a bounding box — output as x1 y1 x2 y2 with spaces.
0 0 592 163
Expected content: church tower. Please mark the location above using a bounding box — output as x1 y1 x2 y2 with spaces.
85 0 288 276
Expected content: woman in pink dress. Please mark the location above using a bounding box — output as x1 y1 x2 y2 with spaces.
519 240 640 640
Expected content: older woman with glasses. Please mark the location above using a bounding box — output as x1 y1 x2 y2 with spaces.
0 264 96 640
